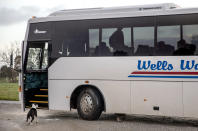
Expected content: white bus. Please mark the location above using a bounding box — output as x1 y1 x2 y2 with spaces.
21 3 198 120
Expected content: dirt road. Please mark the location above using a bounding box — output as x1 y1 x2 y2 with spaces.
0 102 198 131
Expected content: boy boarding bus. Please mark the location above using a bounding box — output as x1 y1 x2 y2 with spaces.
21 3 198 120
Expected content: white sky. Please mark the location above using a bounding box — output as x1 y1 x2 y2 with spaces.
0 0 198 50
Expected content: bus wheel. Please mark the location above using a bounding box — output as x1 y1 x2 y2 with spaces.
77 88 102 120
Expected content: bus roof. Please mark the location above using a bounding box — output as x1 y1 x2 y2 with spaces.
29 3 198 23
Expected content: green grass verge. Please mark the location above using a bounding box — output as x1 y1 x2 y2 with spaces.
0 82 19 101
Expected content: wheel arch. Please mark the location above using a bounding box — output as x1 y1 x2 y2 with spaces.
70 84 106 112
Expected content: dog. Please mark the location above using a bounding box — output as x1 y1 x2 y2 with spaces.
26 103 38 125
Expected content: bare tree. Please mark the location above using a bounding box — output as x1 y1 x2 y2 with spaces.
0 41 21 82
14 55 21 70
0 41 21 67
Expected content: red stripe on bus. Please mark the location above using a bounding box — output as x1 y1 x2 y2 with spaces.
131 71 198 75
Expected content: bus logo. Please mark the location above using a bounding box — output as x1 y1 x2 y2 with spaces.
128 60 198 78
34 28 47 34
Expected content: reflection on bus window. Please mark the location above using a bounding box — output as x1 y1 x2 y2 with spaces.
183 25 198 55
133 27 154 56
102 28 116 55
89 29 99 56
42 42 48 69
157 25 179 56
27 48 41 70
58 30 88 57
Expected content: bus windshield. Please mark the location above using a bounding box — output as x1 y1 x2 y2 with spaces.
26 42 48 71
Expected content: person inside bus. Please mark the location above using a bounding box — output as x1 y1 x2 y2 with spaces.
135 45 153 56
109 27 130 56
173 39 196 55
94 42 111 56
155 41 175 56
177 39 186 49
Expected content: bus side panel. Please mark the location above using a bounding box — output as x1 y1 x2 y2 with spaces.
48 80 79 110
96 81 131 114
131 81 183 117
49 79 131 113
183 82 198 118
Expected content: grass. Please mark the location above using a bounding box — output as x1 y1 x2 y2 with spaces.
0 82 19 101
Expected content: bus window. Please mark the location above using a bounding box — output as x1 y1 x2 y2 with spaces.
26 42 49 71
26 48 42 70
61 30 87 57
101 28 115 56
102 27 131 56
42 42 48 69
133 27 154 56
183 25 198 55
89 29 99 56
157 25 180 56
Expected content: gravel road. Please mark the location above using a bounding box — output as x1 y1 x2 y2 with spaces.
0 101 198 131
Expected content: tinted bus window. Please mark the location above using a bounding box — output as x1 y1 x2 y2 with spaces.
102 27 132 56
52 21 88 57
183 25 198 55
89 29 99 56
157 25 180 56
101 28 115 56
133 27 154 56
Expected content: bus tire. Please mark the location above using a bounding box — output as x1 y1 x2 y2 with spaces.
77 88 102 120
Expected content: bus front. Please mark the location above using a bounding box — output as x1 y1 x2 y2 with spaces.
21 20 51 110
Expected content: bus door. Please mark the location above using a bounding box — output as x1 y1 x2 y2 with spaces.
24 41 49 108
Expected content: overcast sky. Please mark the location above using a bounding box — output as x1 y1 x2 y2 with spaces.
0 0 198 50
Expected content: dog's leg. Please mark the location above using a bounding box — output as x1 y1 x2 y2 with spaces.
27 118 31 125
30 116 34 125
26 115 30 125
26 116 29 122
35 116 38 124
35 110 38 124
26 113 31 122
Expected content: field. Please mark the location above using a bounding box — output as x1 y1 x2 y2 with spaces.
0 82 19 101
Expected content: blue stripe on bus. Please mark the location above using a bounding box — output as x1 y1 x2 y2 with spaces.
128 75 198 78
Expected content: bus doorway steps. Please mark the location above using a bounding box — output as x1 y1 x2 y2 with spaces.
40 88 48 91
34 95 48 97
26 88 48 109
29 100 48 104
